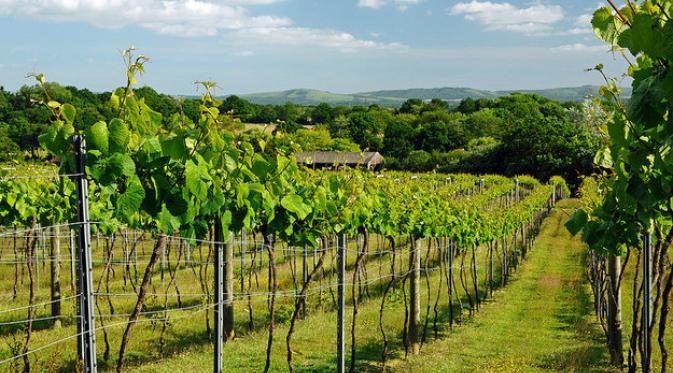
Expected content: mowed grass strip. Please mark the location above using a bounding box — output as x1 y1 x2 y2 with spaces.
395 199 617 373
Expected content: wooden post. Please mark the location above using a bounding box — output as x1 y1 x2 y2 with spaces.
606 254 624 366
409 237 421 354
50 225 61 328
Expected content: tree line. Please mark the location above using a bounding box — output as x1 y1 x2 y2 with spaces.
0 83 600 187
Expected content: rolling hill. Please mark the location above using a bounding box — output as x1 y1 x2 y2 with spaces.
237 85 630 106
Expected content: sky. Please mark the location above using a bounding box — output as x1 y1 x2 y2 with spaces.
0 0 628 95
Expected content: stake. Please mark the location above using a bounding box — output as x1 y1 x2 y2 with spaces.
73 135 98 373
36 224 40 290
642 231 652 373
448 237 454 327
241 229 246 293
302 244 308 319
489 241 493 298
336 233 346 373
213 219 224 373
409 237 421 354
70 229 76 295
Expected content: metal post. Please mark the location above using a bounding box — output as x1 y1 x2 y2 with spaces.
448 237 454 327
133 230 139 285
336 233 346 373
70 229 76 294
241 229 246 293
213 220 224 373
302 244 308 319
642 231 652 373
123 230 129 286
73 135 97 373
36 224 40 289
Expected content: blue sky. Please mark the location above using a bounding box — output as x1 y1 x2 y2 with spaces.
0 0 627 95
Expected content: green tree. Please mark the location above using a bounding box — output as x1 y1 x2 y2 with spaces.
310 103 334 124
457 97 477 114
498 117 598 186
404 150 433 171
383 119 416 158
222 95 255 121
290 128 333 151
464 109 504 139
331 137 361 152
346 111 384 151
399 98 424 114
416 121 466 152
0 124 20 161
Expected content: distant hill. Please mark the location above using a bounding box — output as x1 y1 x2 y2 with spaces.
239 89 406 106
237 85 631 106
359 87 499 102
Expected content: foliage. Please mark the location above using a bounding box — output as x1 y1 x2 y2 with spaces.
567 1 673 255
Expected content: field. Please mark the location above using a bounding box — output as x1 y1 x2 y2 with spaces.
0 164 573 372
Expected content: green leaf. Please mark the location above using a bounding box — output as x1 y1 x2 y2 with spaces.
165 192 189 216
185 160 209 201
565 209 588 236
107 153 136 178
629 13 665 57
281 194 311 220
220 210 233 241
161 134 188 160
117 178 145 222
592 7 619 45
236 183 250 207
86 121 109 154
61 104 76 125
109 119 130 153
594 147 613 169
159 205 181 234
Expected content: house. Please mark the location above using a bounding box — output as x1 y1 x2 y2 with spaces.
295 151 385 170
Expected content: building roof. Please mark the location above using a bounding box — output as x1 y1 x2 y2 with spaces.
295 151 385 166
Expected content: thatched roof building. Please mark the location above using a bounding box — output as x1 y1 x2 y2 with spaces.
296 151 385 170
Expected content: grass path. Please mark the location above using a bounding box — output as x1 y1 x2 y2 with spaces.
395 199 617 372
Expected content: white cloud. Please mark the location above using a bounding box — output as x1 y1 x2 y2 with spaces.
358 0 422 11
231 27 407 53
449 1 564 34
0 0 401 52
0 0 291 37
563 13 593 35
550 43 604 53
230 51 256 57
358 0 386 8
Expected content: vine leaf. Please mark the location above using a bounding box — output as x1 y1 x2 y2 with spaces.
566 209 588 236
158 205 181 234
117 178 145 222
109 119 130 153
86 121 109 154
185 159 210 202
281 194 311 220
